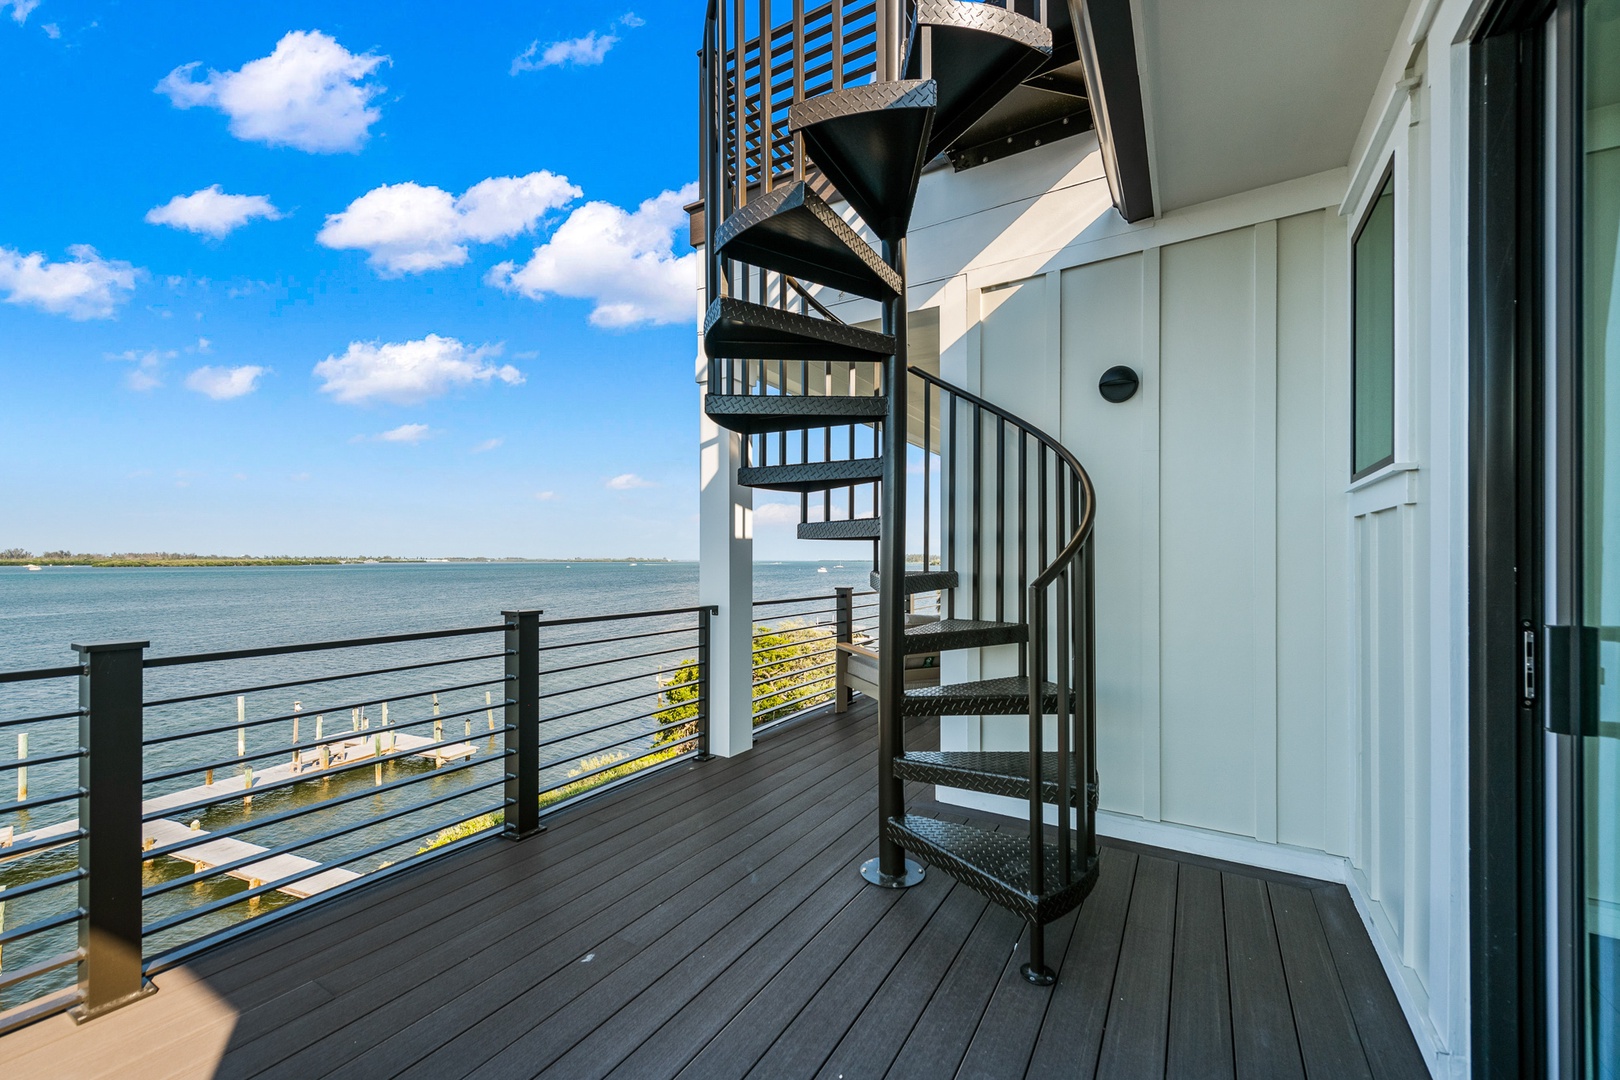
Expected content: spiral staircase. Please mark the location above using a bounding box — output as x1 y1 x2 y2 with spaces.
700 0 1099 983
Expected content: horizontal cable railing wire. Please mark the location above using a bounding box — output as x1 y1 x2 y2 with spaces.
0 665 87 1033
0 602 722 1021
749 589 874 729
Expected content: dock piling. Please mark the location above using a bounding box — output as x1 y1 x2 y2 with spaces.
237 696 245 761
292 701 302 771
433 694 442 766
15 732 25 802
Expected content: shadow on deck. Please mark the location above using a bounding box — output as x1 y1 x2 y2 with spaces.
0 697 1428 1079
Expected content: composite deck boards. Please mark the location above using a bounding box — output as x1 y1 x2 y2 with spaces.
1269 882 1374 1080
1225 872 1308 1080
1094 853 1178 1080
1024 845 1138 1079
0 699 1427 1080
1167 863 1235 1080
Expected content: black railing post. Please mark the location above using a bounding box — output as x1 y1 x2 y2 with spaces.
502 610 543 840
696 605 716 760
834 587 854 713
71 639 154 1021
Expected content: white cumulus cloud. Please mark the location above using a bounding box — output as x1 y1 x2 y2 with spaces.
157 31 388 154
4 1 39 25
317 172 580 276
752 502 804 526
0 245 138 319
376 423 432 444
511 31 616 73
605 473 655 490
314 334 523 406
488 183 699 328
185 364 265 399
147 186 283 238
108 348 173 391
471 437 503 453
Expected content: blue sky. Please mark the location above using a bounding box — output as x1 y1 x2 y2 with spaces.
0 0 798 560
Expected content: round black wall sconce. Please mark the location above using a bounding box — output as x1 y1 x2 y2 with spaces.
1098 366 1139 403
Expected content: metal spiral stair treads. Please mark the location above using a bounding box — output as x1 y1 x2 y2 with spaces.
789 80 937 242
901 618 1027 654
715 182 901 302
703 393 889 436
798 517 883 541
703 297 896 363
893 750 1094 806
884 814 1098 924
900 675 1076 717
870 569 960 594
737 457 885 493
904 0 1054 161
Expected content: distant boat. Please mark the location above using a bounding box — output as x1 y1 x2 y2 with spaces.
834 565 844 569
630 562 638 567
818 567 828 573
25 564 41 571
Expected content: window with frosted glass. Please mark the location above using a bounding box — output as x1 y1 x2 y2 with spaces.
1353 172 1396 478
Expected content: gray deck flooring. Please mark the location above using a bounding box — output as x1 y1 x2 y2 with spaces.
0 698 1429 1079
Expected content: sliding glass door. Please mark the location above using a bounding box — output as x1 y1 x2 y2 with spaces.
1580 4 1620 1072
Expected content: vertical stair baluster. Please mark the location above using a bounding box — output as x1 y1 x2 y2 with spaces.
971 403 982 621
947 393 957 620
1017 430 1028 672
758 0 772 193
1054 570 1071 886
995 415 1006 624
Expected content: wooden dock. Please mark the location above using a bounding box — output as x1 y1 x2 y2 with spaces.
2 728 479 899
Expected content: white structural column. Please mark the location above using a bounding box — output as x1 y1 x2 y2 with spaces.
698 374 754 757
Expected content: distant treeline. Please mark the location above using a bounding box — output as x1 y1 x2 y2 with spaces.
1 549 678 568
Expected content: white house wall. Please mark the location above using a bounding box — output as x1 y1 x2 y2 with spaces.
832 7 1470 1074
695 0 1503 1072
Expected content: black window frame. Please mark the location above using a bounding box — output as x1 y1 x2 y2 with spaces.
1351 158 1400 482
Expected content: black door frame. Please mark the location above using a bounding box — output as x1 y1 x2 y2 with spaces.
1467 0 1582 1075
1468 2 1549 1077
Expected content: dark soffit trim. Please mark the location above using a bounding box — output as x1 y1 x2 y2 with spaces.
1070 0 1154 223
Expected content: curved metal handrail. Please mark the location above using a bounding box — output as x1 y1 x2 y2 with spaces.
908 362 1098 917
908 366 1095 590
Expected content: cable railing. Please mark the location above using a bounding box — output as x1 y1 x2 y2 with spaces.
0 604 719 1032
0 664 86 1034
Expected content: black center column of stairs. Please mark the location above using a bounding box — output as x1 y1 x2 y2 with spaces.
865 231 923 889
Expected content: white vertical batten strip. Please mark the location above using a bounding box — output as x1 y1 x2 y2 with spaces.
1141 246 1163 822
1253 220 1280 844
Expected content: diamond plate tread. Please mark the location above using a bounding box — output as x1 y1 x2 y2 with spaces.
703 297 895 362
871 569 960 594
901 675 1074 717
704 393 888 436
789 81 936 239
737 457 885 493
714 182 900 301
914 0 1053 52
902 618 1026 654
894 751 1098 808
797 517 882 541
787 79 938 133
886 814 1098 924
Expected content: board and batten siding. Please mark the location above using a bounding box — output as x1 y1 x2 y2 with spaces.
942 207 1437 1013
